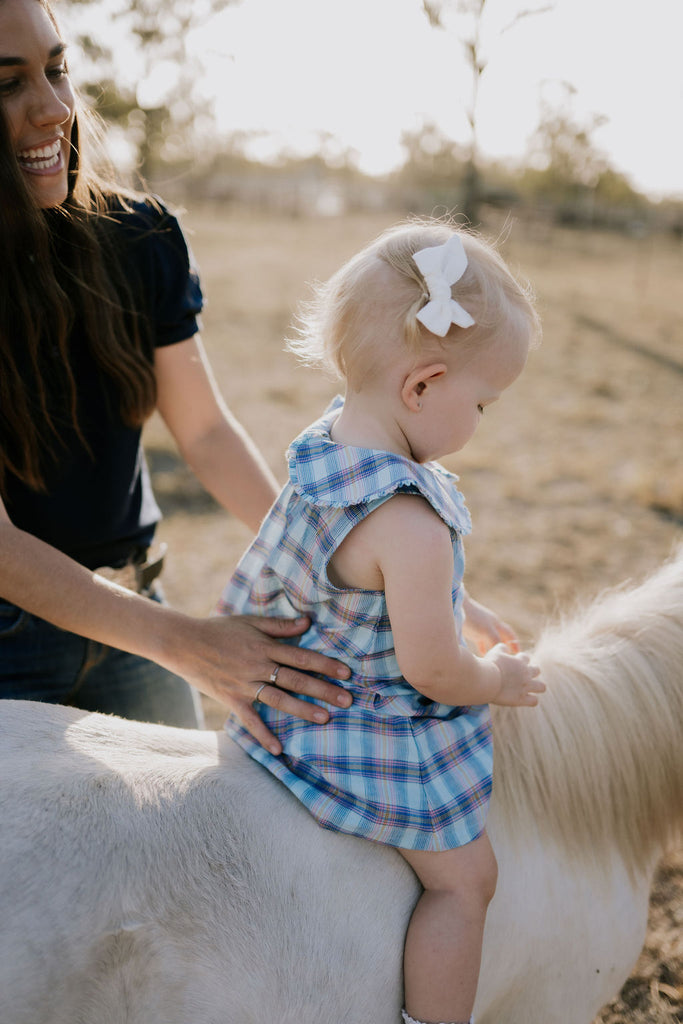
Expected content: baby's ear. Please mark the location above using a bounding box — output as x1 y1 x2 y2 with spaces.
400 363 447 412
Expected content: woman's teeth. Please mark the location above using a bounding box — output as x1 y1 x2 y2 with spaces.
17 140 61 169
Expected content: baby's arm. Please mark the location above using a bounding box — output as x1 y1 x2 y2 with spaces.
335 494 542 708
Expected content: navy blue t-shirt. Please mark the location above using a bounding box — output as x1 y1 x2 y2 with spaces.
4 198 204 569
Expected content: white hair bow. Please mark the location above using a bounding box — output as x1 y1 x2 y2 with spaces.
413 235 475 337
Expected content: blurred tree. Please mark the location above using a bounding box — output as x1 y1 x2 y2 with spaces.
521 82 645 223
395 120 466 196
63 0 241 180
593 168 643 208
524 84 607 192
422 0 552 224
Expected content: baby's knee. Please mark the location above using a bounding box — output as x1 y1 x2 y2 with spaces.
458 842 498 908
478 846 498 905
402 836 498 907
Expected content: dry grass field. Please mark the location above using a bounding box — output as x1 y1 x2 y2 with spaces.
144 204 682 1023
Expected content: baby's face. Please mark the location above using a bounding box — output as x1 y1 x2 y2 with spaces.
410 332 530 463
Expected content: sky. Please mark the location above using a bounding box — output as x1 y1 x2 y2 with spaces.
74 0 683 200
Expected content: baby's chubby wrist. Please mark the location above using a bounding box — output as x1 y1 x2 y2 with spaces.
479 649 504 702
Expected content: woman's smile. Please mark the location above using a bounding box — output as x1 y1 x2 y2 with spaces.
0 0 75 207
17 134 64 173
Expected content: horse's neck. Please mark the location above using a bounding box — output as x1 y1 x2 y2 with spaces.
491 568 683 877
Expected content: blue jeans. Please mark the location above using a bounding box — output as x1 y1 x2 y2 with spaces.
0 589 204 727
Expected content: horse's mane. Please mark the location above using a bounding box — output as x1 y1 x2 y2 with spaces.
491 547 683 877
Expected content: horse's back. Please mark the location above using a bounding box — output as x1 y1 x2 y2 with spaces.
0 700 417 1023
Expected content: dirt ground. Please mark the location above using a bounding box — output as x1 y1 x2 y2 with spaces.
144 205 683 1023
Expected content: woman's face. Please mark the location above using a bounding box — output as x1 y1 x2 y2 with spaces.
0 0 75 208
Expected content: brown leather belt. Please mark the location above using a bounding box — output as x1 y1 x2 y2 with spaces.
94 543 166 594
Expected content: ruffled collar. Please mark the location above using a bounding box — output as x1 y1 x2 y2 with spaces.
287 396 471 535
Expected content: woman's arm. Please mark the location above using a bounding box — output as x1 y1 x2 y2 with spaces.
154 335 280 532
0 503 351 751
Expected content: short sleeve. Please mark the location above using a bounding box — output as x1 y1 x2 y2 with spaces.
146 210 204 348
110 197 205 349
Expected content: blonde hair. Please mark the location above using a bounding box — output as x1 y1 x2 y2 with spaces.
288 219 541 389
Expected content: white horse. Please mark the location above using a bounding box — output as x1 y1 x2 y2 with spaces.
1 551 682 1024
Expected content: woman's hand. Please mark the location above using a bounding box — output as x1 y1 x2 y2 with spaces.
0 513 350 754
163 612 352 754
462 592 519 655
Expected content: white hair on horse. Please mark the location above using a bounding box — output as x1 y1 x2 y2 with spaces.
494 547 683 877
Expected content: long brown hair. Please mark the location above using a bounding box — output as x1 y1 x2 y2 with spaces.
0 0 158 493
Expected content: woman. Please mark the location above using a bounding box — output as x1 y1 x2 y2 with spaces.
0 0 351 746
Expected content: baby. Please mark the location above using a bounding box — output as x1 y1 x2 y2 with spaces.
219 220 545 1024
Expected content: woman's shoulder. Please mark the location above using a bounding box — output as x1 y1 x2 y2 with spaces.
96 191 203 339
93 193 192 273
101 192 182 241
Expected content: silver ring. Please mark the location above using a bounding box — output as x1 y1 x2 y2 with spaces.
254 683 267 704
269 665 281 685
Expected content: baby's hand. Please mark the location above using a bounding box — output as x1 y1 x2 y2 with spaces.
484 644 545 707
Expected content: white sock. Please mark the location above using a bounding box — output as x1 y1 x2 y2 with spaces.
401 1011 474 1024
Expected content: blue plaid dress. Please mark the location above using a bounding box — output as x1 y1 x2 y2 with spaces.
218 397 493 851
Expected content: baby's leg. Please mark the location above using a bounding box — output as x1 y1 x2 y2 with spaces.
398 832 497 1024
